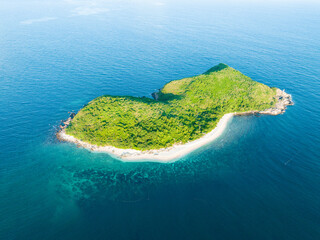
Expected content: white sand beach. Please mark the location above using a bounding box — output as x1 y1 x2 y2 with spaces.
58 113 234 163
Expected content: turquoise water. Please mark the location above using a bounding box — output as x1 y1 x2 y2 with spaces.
1 1 320 239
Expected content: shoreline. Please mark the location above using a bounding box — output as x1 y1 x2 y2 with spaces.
57 89 293 163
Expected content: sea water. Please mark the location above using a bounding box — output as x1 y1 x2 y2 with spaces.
0 0 320 239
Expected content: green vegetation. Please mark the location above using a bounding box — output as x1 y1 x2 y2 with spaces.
66 64 276 150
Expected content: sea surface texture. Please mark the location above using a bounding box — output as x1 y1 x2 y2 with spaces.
1 1 320 239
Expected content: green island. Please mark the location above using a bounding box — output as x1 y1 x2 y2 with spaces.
65 64 278 150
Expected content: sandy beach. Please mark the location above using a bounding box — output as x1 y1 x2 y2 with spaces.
58 113 234 163
57 89 293 163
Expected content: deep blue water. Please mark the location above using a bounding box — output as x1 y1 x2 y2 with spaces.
1 1 320 239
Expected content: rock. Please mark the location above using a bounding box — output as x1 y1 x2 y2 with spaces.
258 89 293 116
151 92 159 101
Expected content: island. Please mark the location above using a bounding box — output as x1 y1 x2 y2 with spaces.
57 64 293 162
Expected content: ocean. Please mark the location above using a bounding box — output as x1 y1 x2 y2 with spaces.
1 0 320 239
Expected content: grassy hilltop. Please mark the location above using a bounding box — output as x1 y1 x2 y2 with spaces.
66 64 276 150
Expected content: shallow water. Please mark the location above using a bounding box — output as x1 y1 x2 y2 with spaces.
1 1 320 239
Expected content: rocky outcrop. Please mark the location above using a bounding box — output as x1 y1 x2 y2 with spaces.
259 89 293 115
233 89 293 116
56 112 76 140
151 91 159 101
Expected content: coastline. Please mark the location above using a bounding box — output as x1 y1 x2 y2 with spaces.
57 89 293 163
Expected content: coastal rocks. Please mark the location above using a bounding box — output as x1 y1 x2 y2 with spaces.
259 89 293 115
60 112 76 128
234 89 293 116
151 91 159 101
69 112 76 119
56 112 76 141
